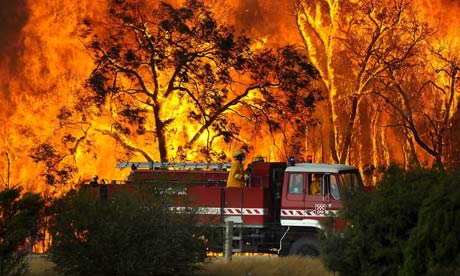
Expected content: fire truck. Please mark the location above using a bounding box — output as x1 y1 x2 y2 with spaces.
90 158 364 256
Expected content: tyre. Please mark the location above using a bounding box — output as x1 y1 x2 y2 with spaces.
288 236 320 256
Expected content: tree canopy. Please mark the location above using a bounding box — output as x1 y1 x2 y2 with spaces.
73 0 319 162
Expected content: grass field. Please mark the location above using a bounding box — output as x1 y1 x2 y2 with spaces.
26 255 56 276
26 254 334 276
198 255 334 276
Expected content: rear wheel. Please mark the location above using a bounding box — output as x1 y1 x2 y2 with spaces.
288 236 320 256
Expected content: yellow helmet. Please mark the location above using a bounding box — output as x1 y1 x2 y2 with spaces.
233 149 243 157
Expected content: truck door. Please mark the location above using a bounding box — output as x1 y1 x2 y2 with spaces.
305 173 322 215
304 173 334 218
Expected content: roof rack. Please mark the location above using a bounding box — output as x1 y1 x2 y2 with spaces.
116 162 232 170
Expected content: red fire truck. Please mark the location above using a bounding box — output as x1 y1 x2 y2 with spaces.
92 158 364 256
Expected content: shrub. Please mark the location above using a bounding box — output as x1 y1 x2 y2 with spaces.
401 171 460 275
47 187 207 276
0 187 44 276
320 165 438 276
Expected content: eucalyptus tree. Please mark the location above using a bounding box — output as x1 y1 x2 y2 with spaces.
79 0 319 162
294 0 435 169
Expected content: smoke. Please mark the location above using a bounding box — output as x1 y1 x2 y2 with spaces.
0 0 28 64
219 0 300 45
420 0 460 33
0 0 29 109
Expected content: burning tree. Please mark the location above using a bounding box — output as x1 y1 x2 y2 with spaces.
371 36 460 170
295 0 460 171
74 0 319 162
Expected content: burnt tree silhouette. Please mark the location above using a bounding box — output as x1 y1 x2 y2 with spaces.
81 0 319 162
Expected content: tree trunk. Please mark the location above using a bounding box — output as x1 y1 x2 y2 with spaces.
153 107 168 162
339 95 359 164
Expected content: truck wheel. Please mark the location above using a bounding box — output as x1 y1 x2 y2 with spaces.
288 236 320 256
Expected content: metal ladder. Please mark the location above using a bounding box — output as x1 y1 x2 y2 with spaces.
116 161 232 170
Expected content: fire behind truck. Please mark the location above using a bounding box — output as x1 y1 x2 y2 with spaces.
88 158 364 256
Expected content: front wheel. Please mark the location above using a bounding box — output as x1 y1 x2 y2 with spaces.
288 236 320 256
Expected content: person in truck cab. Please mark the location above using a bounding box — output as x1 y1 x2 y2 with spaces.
309 174 321 195
227 149 249 188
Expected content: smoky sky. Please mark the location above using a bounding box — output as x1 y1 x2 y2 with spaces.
0 0 28 110
0 0 29 62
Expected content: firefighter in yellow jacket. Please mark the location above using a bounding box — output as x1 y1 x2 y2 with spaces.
227 149 249 188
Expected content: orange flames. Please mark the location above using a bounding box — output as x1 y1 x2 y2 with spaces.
0 0 459 194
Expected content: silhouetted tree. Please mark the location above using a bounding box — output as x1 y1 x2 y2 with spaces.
79 0 319 162
29 143 77 188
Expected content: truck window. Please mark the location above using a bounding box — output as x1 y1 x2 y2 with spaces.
339 171 363 192
288 173 304 194
330 175 340 200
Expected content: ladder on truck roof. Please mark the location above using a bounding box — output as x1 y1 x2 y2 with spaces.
116 161 232 170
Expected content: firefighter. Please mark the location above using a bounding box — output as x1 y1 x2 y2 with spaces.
227 149 249 188
89 175 99 187
309 174 320 195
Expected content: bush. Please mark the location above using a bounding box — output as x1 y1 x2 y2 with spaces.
320 165 438 276
401 171 460 275
0 187 44 276
47 187 207 276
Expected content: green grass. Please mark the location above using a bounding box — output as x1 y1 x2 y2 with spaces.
26 254 334 276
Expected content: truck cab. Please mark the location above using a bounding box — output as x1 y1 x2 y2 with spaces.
278 163 364 255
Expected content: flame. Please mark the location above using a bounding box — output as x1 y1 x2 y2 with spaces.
0 0 459 193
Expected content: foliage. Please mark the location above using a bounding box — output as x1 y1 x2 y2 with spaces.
401 171 460 275
0 187 44 276
47 187 207 276
320 165 438 276
29 143 77 187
